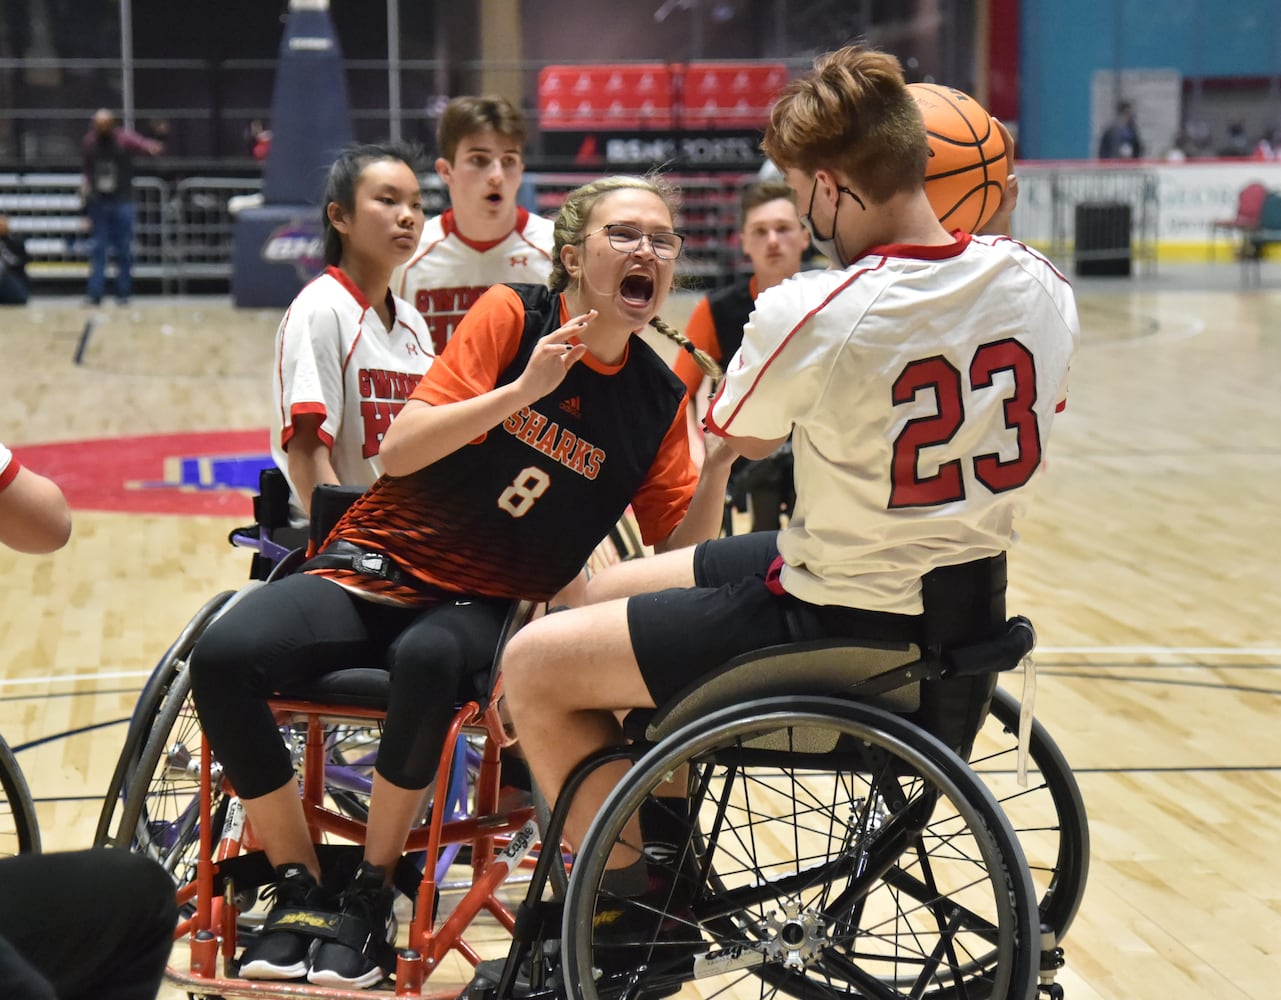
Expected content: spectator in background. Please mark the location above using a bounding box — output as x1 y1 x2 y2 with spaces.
1254 125 1281 161
0 216 30 305
80 108 163 306
1098 100 1143 159
247 119 273 162
1219 117 1252 157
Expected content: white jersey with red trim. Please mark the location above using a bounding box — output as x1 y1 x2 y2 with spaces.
708 231 1079 614
272 266 433 513
395 207 554 354
0 440 16 492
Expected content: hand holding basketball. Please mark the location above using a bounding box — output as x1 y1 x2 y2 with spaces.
978 118 1019 236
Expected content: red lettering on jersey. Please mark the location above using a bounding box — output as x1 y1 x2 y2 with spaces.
360 399 406 458
369 369 394 400
358 369 424 402
416 285 488 354
534 420 561 456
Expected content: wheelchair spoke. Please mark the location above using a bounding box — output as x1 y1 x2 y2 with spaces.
563 701 1038 1000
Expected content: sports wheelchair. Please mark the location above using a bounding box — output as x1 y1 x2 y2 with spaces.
468 558 1086 1000
98 471 1086 999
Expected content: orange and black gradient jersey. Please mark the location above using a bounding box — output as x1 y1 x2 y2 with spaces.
313 283 697 604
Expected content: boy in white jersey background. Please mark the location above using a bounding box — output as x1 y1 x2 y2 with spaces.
396 95 554 354
500 43 1080 910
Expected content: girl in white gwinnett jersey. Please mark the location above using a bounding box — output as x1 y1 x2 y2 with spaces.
271 142 433 522
501 43 1081 921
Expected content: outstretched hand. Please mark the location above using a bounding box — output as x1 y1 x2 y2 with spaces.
517 310 596 402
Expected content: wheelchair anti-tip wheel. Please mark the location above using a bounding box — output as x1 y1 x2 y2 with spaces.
562 697 1040 1000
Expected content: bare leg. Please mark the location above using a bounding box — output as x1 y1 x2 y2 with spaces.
584 544 697 604
240 781 322 879
502 598 654 862
364 774 431 878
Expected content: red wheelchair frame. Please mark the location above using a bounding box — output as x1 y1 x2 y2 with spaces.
166 636 548 998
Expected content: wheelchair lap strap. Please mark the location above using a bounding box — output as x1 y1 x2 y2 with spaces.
301 540 410 587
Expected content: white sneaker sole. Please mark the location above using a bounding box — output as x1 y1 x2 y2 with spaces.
239 958 310 980
307 965 387 990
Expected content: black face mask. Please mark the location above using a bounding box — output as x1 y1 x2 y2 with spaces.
800 178 865 267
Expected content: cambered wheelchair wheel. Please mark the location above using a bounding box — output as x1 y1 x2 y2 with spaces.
563 697 1040 1000
971 687 1089 941
112 667 388 930
0 732 40 855
112 667 221 887
93 590 237 848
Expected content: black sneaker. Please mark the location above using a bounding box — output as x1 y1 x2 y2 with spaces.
238 864 331 980
307 861 397 989
591 886 703 983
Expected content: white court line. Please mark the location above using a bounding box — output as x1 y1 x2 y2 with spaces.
2 645 1280 691
1040 645 1281 658
0 669 154 689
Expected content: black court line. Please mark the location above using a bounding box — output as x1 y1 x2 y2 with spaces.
1035 670 1281 698
73 313 98 365
28 793 118 806
9 717 128 753
0 686 143 704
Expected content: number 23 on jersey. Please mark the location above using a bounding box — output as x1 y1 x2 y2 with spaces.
889 338 1043 508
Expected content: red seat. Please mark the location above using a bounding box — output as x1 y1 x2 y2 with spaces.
1210 181 1268 259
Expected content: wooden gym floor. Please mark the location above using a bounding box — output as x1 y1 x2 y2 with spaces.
0 261 1278 997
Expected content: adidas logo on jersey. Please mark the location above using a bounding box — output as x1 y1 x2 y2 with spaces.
559 396 582 419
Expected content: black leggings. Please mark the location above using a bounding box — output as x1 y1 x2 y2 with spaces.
190 574 511 797
0 849 176 1000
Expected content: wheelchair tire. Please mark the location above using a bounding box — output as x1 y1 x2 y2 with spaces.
562 696 1040 1000
971 686 1090 941
113 667 220 885
93 590 237 847
0 732 40 855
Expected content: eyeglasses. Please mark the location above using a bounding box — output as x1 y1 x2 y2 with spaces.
584 224 685 260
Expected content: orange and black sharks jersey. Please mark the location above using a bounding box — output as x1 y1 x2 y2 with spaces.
315 283 696 604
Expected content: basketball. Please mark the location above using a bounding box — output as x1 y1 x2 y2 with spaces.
908 83 1008 233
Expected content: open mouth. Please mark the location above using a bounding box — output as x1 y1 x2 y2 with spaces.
485 192 503 204
619 273 654 306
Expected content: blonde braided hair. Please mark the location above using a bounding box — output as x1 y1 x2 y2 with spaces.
649 315 722 381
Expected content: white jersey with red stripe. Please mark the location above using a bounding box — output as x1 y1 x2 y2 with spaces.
0 440 16 491
394 207 554 354
272 266 433 512
708 231 1079 615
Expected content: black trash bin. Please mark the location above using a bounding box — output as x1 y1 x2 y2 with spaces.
1074 202 1132 276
